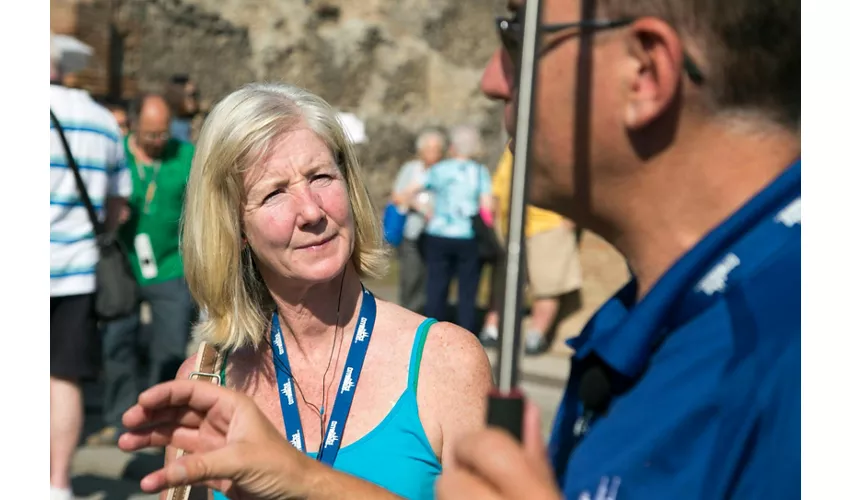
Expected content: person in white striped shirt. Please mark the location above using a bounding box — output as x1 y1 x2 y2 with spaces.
49 35 131 500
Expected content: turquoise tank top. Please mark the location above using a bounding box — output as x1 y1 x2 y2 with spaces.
212 318 442 500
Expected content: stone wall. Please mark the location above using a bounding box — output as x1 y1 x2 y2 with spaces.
172 0 507 202
52 0 507 201
117 0 256 101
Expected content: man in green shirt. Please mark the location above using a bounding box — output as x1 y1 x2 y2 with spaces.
88 94 196 445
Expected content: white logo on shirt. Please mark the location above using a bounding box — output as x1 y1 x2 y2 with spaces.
696 253 741 295
355 317 369 343
341 367 355 393
775 197 801 227
281 380 295 406
324 420 339 447
290 430 302 451
578 476 621 500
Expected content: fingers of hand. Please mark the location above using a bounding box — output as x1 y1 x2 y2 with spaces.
117 429 157 452
124 425 203 450
137 380 235 416
122 424 230 454
121 403 157 429
120 405 213 450
139 448 237 493
126 405 209 430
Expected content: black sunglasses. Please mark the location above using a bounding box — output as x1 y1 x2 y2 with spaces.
495 16 705 85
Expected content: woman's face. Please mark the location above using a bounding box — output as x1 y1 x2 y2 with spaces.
242 127 354 286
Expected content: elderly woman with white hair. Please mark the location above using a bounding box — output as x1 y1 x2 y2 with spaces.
170 83 492 500
389 128 447 314
401 125 494 334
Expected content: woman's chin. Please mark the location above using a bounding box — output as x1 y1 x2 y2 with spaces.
291 257 349 284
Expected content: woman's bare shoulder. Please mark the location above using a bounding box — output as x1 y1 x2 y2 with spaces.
420 321 493 379
374 299 430 339
374 298 492 374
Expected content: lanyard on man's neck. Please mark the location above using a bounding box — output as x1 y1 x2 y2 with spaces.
130 136 164 213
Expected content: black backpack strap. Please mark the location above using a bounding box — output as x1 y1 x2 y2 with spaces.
50 109 104 236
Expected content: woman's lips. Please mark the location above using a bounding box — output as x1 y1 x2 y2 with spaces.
297 234 335 250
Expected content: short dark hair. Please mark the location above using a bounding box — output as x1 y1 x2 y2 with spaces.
599 0 800 127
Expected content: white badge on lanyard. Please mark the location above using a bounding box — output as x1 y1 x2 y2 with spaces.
135 233 158 279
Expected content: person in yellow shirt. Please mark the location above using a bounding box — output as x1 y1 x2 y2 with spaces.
481 146 582 355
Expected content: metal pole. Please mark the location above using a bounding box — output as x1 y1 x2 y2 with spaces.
496 0 543 393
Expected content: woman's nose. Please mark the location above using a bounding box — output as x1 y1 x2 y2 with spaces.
294 189 325 228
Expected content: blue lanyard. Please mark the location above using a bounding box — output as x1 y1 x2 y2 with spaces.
271 285 377 467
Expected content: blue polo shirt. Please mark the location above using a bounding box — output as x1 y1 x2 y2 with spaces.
549 159 801 499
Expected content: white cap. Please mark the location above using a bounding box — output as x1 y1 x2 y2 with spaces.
50 32 94 73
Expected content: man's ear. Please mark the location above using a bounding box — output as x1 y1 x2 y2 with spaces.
622 17 686 130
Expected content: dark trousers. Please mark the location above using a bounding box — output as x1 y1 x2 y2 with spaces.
424 235 481 332
101 277 195 427
398 237 427 314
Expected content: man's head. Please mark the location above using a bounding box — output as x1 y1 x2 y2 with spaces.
131 94 172 158
415 129 447 167
480 0 800 221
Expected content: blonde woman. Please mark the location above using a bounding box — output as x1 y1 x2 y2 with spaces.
171 82 493 500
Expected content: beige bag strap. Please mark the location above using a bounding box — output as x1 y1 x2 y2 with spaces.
165 341 223 500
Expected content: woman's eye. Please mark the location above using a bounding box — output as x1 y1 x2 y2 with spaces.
312 174 333 185
263 189 281 203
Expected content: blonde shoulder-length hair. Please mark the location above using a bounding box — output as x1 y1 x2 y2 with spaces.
182 82 388 351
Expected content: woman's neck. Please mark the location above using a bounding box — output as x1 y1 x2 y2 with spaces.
267 264 363 358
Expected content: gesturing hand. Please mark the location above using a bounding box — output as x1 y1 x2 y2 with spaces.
118 380 310 500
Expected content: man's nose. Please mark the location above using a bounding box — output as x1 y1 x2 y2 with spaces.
480 49 513 101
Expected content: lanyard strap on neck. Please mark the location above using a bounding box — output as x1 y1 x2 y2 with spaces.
271 285 377 467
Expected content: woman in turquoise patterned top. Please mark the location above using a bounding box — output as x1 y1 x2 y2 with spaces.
159 83 493 500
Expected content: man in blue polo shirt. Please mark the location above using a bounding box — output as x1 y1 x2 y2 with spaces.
437 0 800 498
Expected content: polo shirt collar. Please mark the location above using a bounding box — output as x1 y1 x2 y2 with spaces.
568 158 801 379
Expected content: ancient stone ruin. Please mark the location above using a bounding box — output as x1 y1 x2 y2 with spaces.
51 0 507 202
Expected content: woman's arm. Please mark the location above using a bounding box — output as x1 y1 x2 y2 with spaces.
416 322 495 469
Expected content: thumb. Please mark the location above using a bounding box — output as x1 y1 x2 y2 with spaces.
522 400 554 475
523 401 560 490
